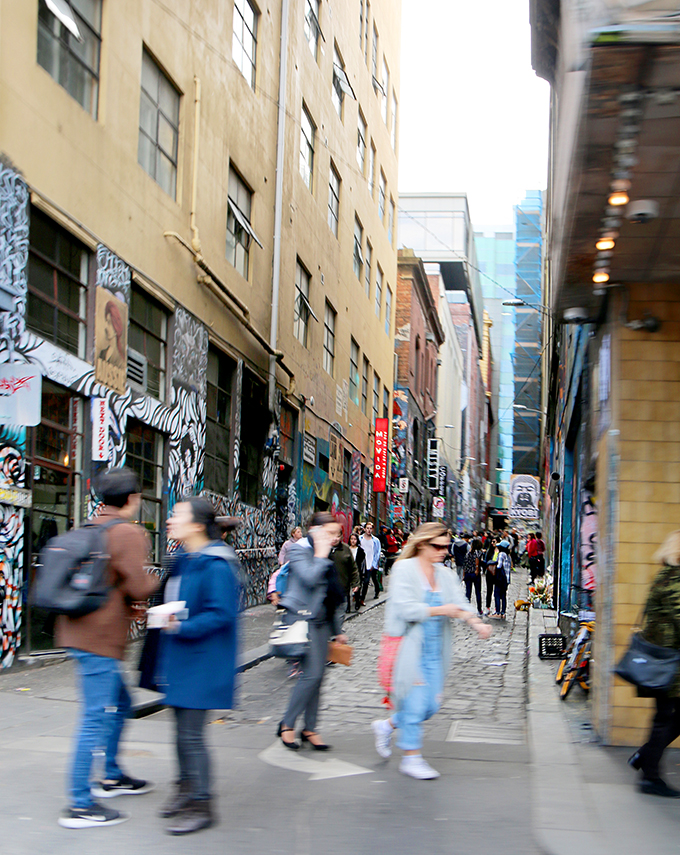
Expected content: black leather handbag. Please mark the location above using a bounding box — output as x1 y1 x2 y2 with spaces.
614 631 680 692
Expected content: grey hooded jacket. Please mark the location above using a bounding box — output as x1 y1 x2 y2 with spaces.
279 539 345 636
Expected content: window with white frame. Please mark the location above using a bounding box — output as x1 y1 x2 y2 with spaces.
385 284 392 336
328 163 340 237
356 110 367 172
350 338 360 405
373 373 380 424
378 170 386 221
294 259 311 346
388 197 395 244
375 265 383 318
226 167 262 279
37 0 101 118
391 91 398 150
323 301 336 376
299 104 315 191
381 58 389 123
304 0 322 60
353 217 364 280
364 241 372 298
138 48 180 199
361 356 369 415
368 141 375 196
233 0 258 89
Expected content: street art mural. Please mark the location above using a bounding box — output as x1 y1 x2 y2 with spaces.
0 163 276 664
579 488 598 592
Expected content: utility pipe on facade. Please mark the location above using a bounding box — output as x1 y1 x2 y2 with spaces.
268 0 290 413
190 76 202 255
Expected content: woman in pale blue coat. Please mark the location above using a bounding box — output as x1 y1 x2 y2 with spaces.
372 522 491 779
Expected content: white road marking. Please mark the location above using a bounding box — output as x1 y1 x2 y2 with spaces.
258 741 373 780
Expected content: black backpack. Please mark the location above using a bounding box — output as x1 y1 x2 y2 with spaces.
30 519 124 618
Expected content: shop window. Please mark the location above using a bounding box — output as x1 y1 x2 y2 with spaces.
27 207 88 358
37 0 101 118
128 286 168 401
240 370 268 507
205 346 235 496
126 419 164 563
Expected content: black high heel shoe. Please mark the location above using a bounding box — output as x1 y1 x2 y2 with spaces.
300 730 331 751
277 721 300 750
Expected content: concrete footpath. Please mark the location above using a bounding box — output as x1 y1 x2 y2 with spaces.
528 608 680 855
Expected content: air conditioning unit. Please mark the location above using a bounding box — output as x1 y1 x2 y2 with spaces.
127 347 147 391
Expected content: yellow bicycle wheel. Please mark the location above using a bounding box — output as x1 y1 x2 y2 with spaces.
555 658 567 684
560 669 576 699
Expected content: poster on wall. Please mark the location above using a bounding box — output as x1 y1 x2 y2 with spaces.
329 432 342 483
91 397 109 461
508 474 540 520
0 364 42 425
350 451 361 493
95 286 128 394
303 433 316 466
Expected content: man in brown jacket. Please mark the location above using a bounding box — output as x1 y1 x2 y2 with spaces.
57 468 159 829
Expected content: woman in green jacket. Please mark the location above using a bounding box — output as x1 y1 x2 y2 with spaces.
628 530 680 798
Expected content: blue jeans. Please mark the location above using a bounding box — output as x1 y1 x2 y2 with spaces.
68 649 131 808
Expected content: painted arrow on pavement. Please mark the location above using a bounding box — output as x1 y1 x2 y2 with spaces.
258 741 373 780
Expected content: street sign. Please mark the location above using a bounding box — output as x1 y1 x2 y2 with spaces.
92 397 109 461
438 465 447 497
398 477 409 493
432 496 445 518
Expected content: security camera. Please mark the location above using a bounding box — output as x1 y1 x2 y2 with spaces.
563 307 589 323
625 200 660 224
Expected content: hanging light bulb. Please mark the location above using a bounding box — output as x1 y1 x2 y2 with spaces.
596 238 616 251
608 191 630 207
593 271 610 284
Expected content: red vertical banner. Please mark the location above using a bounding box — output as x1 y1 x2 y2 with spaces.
373 417 389 493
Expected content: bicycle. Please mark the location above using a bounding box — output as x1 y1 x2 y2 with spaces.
555 613 595 698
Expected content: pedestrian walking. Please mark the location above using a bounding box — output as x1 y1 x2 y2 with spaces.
452 533 469 580
372 523 491 779
278 512 349 751
484 537 498 615
158 497 241 834
463 537 483 616
527 532 539 581
57 469 158 829
278 525 302 566
384 526 401 575
348 531 366 610
628 530 680 798
329 522 361 614
360 521 382 601
493 541 511 619
535 531 546 577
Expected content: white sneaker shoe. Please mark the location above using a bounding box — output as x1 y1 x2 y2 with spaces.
399 755 440 780
371 719 393 758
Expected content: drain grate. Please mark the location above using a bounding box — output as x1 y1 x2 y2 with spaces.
446 721 525 745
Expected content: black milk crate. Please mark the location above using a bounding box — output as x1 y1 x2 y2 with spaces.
538 633 566 660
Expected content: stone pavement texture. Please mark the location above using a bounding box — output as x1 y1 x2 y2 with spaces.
0 567 538 855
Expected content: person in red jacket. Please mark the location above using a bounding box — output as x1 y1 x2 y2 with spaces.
526 532 539 582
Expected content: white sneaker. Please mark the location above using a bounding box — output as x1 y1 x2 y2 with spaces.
399 755 440 780
371 719 393 758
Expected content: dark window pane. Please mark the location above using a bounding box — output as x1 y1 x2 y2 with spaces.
56 311 80 355
26 294 54 341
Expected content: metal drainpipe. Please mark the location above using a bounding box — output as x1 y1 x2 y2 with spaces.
190 77 202 254
268 0 290 413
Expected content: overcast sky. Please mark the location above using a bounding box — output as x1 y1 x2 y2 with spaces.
398 0 550 229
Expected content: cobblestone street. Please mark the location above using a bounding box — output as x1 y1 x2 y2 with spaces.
223 570 529 748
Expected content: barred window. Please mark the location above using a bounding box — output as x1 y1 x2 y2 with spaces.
350 339 360 405
138 48 180 199
300 104 315 191
328 163 340 237
233 0 258 89
37 0 101 118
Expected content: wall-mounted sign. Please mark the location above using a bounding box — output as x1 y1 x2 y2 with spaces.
303 433 317 466
438 465 447 497
95 287 128 395
432 496 445 518
509 474 540 520
398 477 409 494
373 418 389 493
0 364 42 426
0 485 32 508
329 432 342 483
351 450 362 493
92 397 109 462
427 438 439 491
